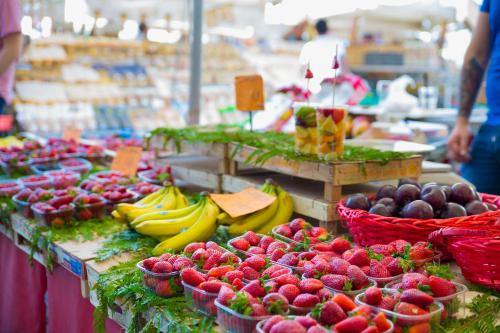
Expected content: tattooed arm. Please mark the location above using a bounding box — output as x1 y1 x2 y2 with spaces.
448 13 491 162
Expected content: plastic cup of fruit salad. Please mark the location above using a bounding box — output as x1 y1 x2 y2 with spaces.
316 105 348 160
31 203 74 227
0 180 22 197
355 288 444 330
136 260 183 298
293 102 320 155
215 299 272 333
182 280 218 317
18 175 52 190
58 158 92 175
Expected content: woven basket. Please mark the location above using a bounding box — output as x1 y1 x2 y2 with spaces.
429 227 500 290
337 193 500 257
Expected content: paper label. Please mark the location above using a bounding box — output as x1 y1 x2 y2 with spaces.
210 188 275 218
235 75 264 111
111 147 143 176
62 127 81 142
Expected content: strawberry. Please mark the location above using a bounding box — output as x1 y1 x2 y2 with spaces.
311 243 332 252
378 296 397 311
401 289 434 308
206 241 224 252
293 293 321 308
263 293 289 314
373 312 392 332
270 268 290 279
155 280 175 297
351 305 372 317
370 244 393 256
320 274 348 290
298 252 317 261
269 320 306 333
199 281 227 293
244 231 260 246
242 280 267 297
360 326 378 333
232 278 245 291
267 241 288 255
334 316 368 333
259 235 275 251
346 249 370 267
396 302 428 316
402 273 430 290
202 251 221 270
315 300 347 326
208 265 234 278
387 258 404 276
310 227 329 240
265 280 279 293
409 247 433 261
262 265 284 277
274 225 293 238
166 255 180 265
332 108 345 125
278 284 301 303
307 327 327 333
299 279 324 294
364 287 382 305
262 315 284 333
180 268 206 286
191 248 209 262
275 274 300 286
219 251 239 266
347 265 369 290
316 288 333 302
241 266 260 280
270 248 287 261
184 242 205 254
369 261 391 278
361 266 370 275
295 316 318 328
289 218 308 233
389 239 411 254
230 238 250 251
408 322 431 333
332 293 357 312
278 253 299 267
248 246 266 255
246 255 268 271
428 276 456 297
152 261 173 274
224 270 244 283
159 253 172 262
173 257 194 271
251 303 268 316
143 257 160 271
330 258 350 275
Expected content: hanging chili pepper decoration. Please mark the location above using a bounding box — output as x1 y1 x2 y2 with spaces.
305 63 313 103
332 45 339 106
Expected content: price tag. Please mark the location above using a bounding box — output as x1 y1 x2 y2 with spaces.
210 188 275 218
235 75 264 111
111 147 143 176
62 127 81 142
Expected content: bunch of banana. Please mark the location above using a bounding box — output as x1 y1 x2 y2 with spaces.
0 136 24 148
112 185 187 223
149 194 220 255
225 179 294 236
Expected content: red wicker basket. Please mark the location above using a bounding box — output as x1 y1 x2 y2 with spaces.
429 227 500 290
337 193 500 257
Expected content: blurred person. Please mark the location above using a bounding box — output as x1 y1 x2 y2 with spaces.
299 19 348 94
447 0 500 194
0 0 22 115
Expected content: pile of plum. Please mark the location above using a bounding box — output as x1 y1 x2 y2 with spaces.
346 179 498 219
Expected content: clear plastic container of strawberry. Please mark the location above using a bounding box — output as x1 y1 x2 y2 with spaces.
355 287 444 331
13 191 33 218
101 185 139 213
32 202 74 227
237 255 292 284
44 170 80 189
18 175 53 190
183 241 242 273
256 315 330 333
29 148 59 165
271 219 332 249
128 182 162 199
0 180 22 197
227 232 291 259
182 280 220 316
78 145 105 163
138 165 172 186
311 270 378 300
73 193 106 221
58 158 92 175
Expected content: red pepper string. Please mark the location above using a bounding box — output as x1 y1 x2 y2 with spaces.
332 44 339 107
305 63 313 104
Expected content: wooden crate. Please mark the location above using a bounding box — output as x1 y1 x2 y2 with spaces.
168 156 223 192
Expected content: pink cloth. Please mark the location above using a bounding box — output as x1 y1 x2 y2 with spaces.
0 0 21 103
47 265 123 333
0 233 47 333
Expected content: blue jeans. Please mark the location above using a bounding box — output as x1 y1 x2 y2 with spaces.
461 124 500 195
0 98 5 115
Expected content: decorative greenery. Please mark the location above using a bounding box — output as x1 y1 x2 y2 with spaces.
148 126 412 165
95 229 158 262
0 197 15 227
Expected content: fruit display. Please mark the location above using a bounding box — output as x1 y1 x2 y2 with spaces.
182 241 241 272
73 193 106 220
225 181 294 236
138 254 195 298
44 170 80 189
356 287 443 332
18 175 52 190
257 315 329 333
58 158 92 174
294 103 318 155
272 219 331 249
89 170 137 186
101 185 138 210
317 106 347 160
0 180 22 197
32 201 74 227
228 231 290 258
138 165 172 185
0 151 31 176
29 148 59 165
386 272 467 319
129 182 162 197
346 181 498 219
78 145 105 162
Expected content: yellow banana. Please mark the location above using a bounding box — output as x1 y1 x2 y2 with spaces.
216 212 244 225
152 197 219 254
114 187 167 217
228 186 279 235
133 199 206 236
173 187 188 209
124 186 177 222
130 198 203 227
256 186 294 234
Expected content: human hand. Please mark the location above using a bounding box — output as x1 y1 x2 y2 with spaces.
447 117 472 162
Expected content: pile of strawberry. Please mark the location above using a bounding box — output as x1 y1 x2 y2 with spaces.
310 296 392 333
259 315 328 333
237 254 291 281
228 231 290 259
140 254 195 297
273 219 331 248
361 286 440 331
183 241 241 272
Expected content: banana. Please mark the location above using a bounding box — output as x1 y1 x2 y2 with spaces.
124 186 177 222
152 197 219 255
256 186 294 234
227 186 279 235
130 198 203 227
173 187 188 209
216 212 244 225
133 199 206 236
114 187 167 217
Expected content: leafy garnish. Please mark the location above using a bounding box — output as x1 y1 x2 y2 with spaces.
424 263 455 280
366 248 384 261
343 280 353 292
228 292 252 316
